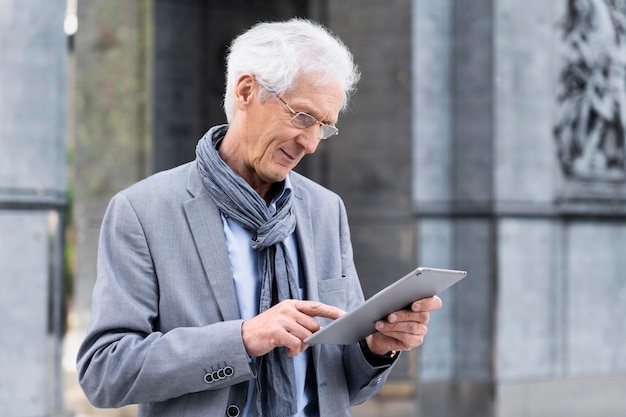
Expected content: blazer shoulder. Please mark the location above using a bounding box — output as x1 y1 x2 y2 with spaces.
107 162 196 217
119 162 194 200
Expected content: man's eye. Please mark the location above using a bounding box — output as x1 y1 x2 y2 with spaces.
295 113 317 128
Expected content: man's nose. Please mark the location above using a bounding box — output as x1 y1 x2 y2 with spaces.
296 127 321 154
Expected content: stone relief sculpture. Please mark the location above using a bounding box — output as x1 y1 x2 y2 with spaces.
554 0 626 180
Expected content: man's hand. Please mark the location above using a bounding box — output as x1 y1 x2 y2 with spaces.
242 300 344 357
365 296 443 356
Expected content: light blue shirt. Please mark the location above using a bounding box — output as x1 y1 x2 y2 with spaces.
221 175 315 417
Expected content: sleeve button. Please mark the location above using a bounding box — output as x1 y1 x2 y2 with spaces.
226 404 240 417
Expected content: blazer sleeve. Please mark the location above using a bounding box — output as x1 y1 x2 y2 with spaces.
76 192 255 408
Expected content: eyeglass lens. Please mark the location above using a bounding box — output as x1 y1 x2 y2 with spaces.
277 94 338 139
290 112 337 139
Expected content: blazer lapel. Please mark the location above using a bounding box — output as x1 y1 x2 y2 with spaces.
291 177 325 371
292 181 320 302
184 162 240 321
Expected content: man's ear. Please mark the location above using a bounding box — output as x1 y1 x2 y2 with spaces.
234 73 256 111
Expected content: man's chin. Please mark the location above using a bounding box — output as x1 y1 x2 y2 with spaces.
268 165 296 182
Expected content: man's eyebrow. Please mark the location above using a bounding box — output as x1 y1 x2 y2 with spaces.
302 106 336 125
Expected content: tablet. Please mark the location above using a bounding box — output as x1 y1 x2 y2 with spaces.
304 267 467 345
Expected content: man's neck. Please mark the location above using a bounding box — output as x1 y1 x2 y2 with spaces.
218 129 276 203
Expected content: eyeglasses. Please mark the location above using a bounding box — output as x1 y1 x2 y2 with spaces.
276 95 339 140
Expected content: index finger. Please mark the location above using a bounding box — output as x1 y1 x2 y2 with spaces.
294 300 345 320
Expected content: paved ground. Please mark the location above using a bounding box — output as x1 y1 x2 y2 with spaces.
64 331 417 417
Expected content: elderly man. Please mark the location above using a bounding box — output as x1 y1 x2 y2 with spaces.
77 18 442 417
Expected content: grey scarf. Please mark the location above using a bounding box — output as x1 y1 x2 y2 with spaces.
196 125 299 417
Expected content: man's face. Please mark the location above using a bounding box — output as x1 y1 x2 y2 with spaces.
238 75 344 187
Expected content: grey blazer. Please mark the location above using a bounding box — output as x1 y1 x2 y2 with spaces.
77 161 395 417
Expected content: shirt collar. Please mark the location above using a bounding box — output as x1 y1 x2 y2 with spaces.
268 175 292 216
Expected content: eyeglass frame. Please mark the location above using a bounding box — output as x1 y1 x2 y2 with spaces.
274 94 339 140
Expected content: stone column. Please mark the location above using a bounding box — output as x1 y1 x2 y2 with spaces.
412 2 496 414
0 1 68 415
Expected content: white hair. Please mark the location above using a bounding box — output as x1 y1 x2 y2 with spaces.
223 18 360 122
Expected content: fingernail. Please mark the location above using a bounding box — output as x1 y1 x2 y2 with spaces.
412 303 422 311
376 321 384 330
388 313 397 323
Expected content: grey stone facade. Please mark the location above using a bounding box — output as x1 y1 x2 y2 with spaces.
414 0 626 416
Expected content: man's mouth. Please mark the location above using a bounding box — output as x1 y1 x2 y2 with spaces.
281 148 299 162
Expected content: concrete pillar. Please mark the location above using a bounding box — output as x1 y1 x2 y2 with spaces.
0 1 68 416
